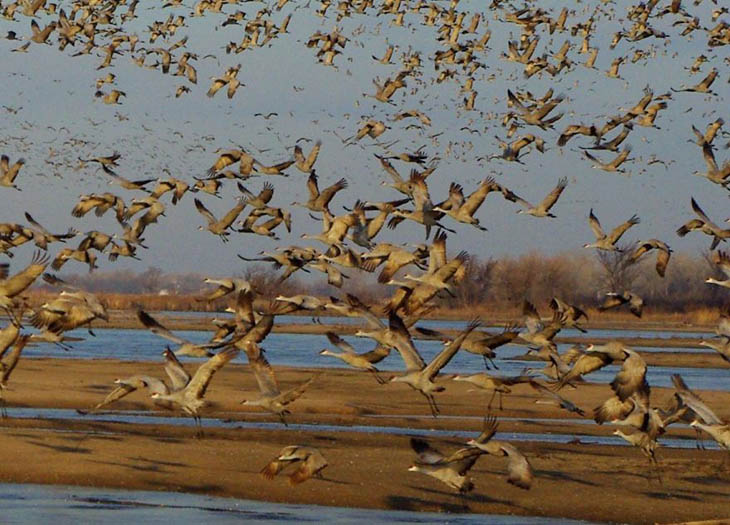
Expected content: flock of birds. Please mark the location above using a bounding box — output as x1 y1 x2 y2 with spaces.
1 0 730 501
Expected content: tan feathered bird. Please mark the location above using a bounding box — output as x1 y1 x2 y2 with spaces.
293 140 321 173
466 417 534 489
151 347 239 437
240 341 315 424
511 177 568 218
583 209 640 251
260 446 328 484
292 172 347 214
0 155 25 190
0 251 49 310
630 239 672 277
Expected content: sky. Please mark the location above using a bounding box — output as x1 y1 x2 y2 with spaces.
0 0 729 278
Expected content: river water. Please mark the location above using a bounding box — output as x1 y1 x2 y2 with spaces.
0 483 598 524
23 324 729 390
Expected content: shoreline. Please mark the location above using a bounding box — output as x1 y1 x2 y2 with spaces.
37 308 716 334
1 359 729 524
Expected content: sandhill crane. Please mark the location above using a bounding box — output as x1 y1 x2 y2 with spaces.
519 301 561 349
507 88 564 129
599 290 644 317
201 278 254 301
510 177 567 218
274 294 326 311
254 158 295 176
672 374 724 432
389 319 479 417
0 251 49 314
77 231 115 252
492 134 545 162
0 155 25 190
31 283 108 335
415 324 519 370
0 334 29 417
292 172 347 214
319 332 388 383
260 446 328 484
529 379 586 416
137 309 223 357
582 124 633 152
72 193 125 223
99 167 154 191
584 146 632 173
432 178 497 230
237 182 274 209
388 235 468 315
690 421 730 455
583 209 640 251
613 429 660 476
387 206 453 240
236 209 288 240
241 342 315 424
345 199 408 249
453 373 532 410
79 375 172 414
408 436 486 493
690 118 724 149
700 307 730 362
372 44 396 64
672 68 718 94
557 124 597 146
700 337 730 363
51 247 97 273
207 149 256 178
152 347 239 437
194 197 246 242
301 209 359 246
549 297 588 333
95 89 126 104
390 250 468 295
706 250 730 288
239 249 313 282
630 239 672 277
466 417 534 489
207 64 242 98
676 197 730 250
694 142 730 186
392 109 430 127
361 243 428 284
293 140 321 173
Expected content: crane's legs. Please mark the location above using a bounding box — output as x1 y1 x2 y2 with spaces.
422 393 440 418
370 369 386 384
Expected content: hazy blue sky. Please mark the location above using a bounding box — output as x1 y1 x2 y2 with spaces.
0 0 728 278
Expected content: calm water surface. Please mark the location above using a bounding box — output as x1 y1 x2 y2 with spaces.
23 326 729 389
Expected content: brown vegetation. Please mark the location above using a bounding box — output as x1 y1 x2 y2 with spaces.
31 248 725 321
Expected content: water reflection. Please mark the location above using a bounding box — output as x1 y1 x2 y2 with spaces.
0 483 597 524
4 407 719 451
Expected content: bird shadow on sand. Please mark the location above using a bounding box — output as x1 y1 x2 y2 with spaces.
25 439 92 454
314 475 351 486
144 479 223 494
642 490 702 502
537 469 600 487
386 494 470 513
86 458 170 474
398 484 519 509
151 436 186 444
127 456 188 468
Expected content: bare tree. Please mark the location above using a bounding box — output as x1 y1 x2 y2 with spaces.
595 243 639 292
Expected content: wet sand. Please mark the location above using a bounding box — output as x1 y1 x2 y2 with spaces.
2 359 730 524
